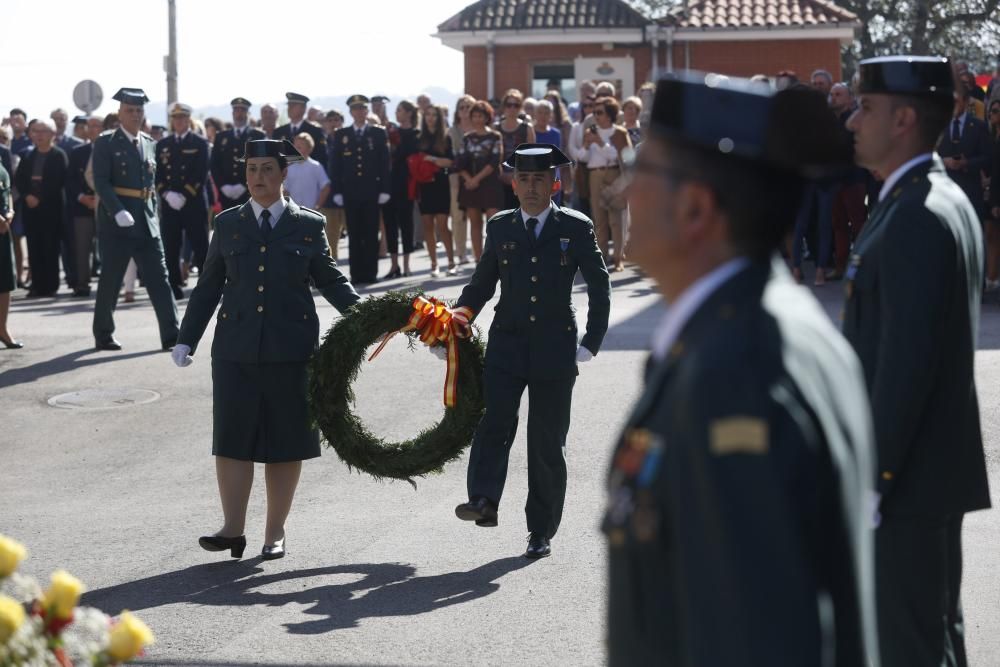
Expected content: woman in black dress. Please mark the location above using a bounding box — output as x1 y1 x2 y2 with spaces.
0 161 21 349
384 100 420 278
456 101 504 261
418 105 456 277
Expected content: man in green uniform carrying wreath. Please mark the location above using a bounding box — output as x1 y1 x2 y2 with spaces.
448 143 611 559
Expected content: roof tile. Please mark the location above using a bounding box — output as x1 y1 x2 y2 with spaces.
664 0 858 29
438 0 649 32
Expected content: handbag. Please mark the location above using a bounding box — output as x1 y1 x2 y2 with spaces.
598 128 630 211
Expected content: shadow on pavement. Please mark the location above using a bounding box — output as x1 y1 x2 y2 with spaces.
84 557 533 635
0 349 163 388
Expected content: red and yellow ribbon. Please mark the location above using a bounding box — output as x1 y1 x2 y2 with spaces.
368 297 475 407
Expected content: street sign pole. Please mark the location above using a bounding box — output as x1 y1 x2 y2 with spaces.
166 0 178 118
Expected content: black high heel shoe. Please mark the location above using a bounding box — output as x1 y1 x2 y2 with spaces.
381 267 402 280
198 534 247 558
261 535 286 560
0 336 23 350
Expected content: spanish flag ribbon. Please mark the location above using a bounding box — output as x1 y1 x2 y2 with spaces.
368 297 474 407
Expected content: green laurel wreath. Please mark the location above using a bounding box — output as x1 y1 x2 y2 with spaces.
308 290 486 484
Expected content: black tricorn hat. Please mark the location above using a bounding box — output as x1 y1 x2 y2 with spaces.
71 115 90 124
347 94 370 108
230 97 252 108
285 92 310 104
238 139 305 164
648 71 849 178
151 124 167 132
502 143 574 171
858 56 956 104
112 88 149 105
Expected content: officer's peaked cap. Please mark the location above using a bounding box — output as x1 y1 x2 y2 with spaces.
285 92 310 104
230 97 252 108
347 94 370 108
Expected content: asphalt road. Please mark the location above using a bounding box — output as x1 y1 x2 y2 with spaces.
1 241 999 667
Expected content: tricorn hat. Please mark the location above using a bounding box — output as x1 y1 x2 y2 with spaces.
112 88 149 105
857 56 956 102
238 139 305 164
502 143 574 171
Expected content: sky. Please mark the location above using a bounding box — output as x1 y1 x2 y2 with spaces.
2 0 473 123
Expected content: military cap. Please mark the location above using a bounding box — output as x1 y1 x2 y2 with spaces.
371 95 390 104
502 143 574 171
285 92 310 104
648 71 847 177
151 124 167 132
168 102 193 117
857 56 956 102
346 94 370 108
230 97 252 108
238 139 305 164
112 87 149 105
71 115 90 125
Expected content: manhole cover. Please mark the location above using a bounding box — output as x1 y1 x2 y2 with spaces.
47 388 161 410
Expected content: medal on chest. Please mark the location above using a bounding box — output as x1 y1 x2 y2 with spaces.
604 428 664 545
559 238 570 266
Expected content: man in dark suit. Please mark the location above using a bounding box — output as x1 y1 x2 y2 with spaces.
156 102 210 300
273 92 326 163
328 95 390 284
451 144 611 559
91 87 179 351
14 119 68 297
604 76 878 666
937 85 993 218
844 56 990 667
66 116 104 297
211 97 265 210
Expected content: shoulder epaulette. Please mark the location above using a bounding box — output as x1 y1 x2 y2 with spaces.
557 206 593 225
487 208 517 224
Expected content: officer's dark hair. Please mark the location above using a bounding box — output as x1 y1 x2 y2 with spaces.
890 95 955 151
9 108 26 120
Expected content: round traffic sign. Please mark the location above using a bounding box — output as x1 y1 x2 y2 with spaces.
72 80 103 114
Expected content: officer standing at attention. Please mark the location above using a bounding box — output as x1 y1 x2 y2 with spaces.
91 87 179 351
329 95 391 284
273 92 327 163
843 56 990 667
603 74 879 666
171 139 360 561
450 144 610 559
156 102 210 301
211 98 266 210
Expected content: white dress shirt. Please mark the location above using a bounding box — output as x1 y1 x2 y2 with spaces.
250 197 287 229
520 203 554 238
651 258 751 361
878 153 934 202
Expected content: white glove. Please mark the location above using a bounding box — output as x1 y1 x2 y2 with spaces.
164 191 186 210
219 184 234 198
171 343 193 367
231 184 246 198
114 210 135 227
868 491 882 529
333 194 344 207
378 193 390 205
428 345 448 361
576 346 594 363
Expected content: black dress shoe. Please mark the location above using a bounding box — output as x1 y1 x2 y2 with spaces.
72 288 91 298
455 497 498 527
0 336 24 350
261 535 286 560
95 337 123 351
199 534 247 559
525 533 551 559
172 285 185 301
381 267 402 280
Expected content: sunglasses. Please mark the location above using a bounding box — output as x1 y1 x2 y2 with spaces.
505 101 521 108
593 109 606 116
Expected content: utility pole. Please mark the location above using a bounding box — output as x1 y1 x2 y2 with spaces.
165 0 178 115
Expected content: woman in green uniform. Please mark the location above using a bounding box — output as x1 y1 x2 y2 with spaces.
0 159 21 349
173 139 360 560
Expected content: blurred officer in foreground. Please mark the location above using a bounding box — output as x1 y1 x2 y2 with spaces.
604 73 879 666
451 144 610 560
212 97 265 210
844 56 990 667
91 87 178 351
156 102 210 300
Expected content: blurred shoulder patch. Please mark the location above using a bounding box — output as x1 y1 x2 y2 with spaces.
709 417 769 456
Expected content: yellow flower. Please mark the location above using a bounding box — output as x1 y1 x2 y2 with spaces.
107 611 154 663
0 595 26 643
0 535 27 578
43 570 85 620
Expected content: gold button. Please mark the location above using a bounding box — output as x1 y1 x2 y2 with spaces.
260 245 266 253
257 285 264 293
531 276 538 283
221 313 228 319
257 305 264 313
531 257 538 263
530 296 537 303
881 471 894 481
502 259 508 265
529 315 536 322
258 265 265 272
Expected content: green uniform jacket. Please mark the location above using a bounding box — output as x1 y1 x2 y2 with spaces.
91 128 160 238
177 200 360 363
842 156 990 517
456 205 611 380
605 259 878 667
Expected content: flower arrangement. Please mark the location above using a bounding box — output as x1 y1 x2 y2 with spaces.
0 535 154 667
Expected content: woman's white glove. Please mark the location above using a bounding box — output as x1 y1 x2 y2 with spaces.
114 210 135 227
172 343 193 367
333 194 344 207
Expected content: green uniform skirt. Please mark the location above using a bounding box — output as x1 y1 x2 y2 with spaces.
211 358 320 463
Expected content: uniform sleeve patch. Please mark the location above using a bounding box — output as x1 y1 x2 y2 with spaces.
709 417 769 456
